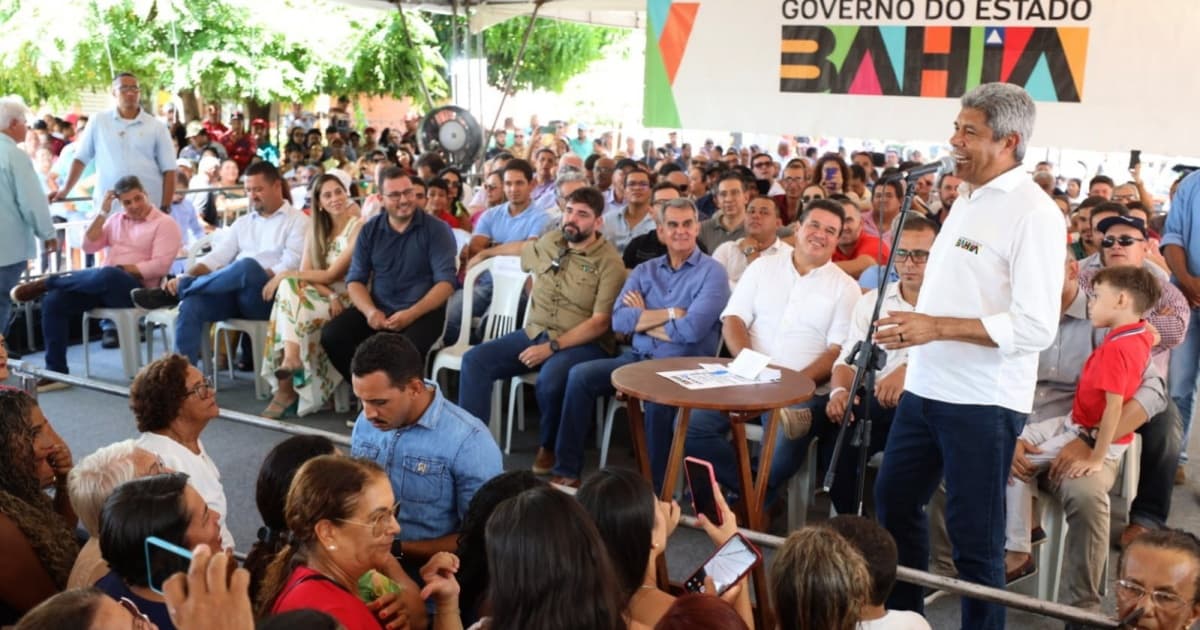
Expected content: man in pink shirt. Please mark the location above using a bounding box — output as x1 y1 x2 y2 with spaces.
10 175 180 385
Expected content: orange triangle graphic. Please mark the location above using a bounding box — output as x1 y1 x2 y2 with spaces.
659 3 699 85
1056 27 1089 99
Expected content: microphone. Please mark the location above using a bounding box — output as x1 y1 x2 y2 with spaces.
881 155 956 181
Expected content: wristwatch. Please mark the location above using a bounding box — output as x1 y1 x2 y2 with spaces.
667 307 677 320
742 245 757 256
549 339 561 353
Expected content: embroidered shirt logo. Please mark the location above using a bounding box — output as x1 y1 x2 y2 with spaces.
955 237 981 254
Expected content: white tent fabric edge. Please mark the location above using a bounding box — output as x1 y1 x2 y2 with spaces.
335 0 644 31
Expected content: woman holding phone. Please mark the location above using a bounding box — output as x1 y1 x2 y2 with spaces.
576 468 753 628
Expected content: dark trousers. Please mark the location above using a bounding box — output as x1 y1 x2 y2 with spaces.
827 396 896 516
1131 401 1184 528
874 392 1025 630
320 306 447 382
42 267 141 373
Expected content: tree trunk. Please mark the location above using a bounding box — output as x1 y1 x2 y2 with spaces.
179 89 200 123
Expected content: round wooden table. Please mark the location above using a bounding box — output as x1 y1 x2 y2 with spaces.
612 357 815 630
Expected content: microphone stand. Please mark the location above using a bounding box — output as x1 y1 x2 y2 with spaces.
821 173 923 516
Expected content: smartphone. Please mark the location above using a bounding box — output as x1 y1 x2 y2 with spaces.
684 533 762 595
825 166 839 180
1129 149 1142 171
145 536 193 594
685 456 722 526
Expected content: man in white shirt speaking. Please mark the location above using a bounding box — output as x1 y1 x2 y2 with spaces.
871 83 1065 630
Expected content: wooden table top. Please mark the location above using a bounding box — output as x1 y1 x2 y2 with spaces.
611 356 815 411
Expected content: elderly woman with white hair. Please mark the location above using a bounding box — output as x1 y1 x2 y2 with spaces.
258 170 362 419
66 440 167 588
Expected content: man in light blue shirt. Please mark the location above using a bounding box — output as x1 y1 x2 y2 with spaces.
600 168 656 253
51 73 176 212
349 332 501 560
1162 170 1200 473
549 197 729 490
568 123 592 159
444 159 551 344
0 97 57 336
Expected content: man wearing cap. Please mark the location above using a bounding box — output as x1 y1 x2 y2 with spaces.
569 123 591 158
252 119 278 167
51 72 177 212
179 121 227 164
1080 214 1189 374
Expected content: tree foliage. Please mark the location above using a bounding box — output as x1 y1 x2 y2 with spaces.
433 16 622 94
0 0 447 107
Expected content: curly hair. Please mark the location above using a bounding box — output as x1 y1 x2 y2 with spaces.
0 389 79 590
129 354 190 432
771 526 871 630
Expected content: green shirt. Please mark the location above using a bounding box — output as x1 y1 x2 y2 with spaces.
520 231 626 353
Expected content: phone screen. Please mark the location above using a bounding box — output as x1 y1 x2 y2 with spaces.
145 536 193 594
685 534 759 595
825 166 839 180
685 458 721 525
1129 149 1142 171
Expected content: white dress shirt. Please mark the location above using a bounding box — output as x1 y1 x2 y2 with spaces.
135 432 234 549
712 238 793 290
905 165 1066 413
838 281 915 379
721 254 859 374
197 201 309 276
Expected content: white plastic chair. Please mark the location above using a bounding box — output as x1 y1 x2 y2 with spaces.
211 319 271 400
430 256 529 442
82 306 146 379
451 228 471 273
144 234 214 359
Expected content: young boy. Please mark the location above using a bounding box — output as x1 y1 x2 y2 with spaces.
827 515 932 629
1004 265 1162 574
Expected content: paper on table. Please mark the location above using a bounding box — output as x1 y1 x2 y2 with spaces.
728 348 771 379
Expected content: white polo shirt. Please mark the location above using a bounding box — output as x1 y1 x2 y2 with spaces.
712 238 793 290
838 281 915 380
905 165 1065 413
721 253 859 373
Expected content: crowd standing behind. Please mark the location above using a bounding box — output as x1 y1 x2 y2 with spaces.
3 76 1200 630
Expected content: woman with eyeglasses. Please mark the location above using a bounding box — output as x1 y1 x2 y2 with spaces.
0 388 79 626
95 472 223 630
257 456 442 630
130 354 234 549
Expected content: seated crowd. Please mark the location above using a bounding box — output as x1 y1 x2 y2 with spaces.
4 76 1200 630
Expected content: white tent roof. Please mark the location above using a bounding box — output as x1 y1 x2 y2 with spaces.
337 0 644 31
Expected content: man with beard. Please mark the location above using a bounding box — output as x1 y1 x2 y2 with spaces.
458 187 625 475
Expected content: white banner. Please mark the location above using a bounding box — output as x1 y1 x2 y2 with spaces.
643 0 1200 154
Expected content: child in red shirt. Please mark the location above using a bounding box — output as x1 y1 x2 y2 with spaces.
1004 265 1162 570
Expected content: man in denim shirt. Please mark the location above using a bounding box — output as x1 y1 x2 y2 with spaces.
349 333 501 561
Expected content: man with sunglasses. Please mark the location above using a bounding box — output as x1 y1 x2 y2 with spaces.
751 152 784 197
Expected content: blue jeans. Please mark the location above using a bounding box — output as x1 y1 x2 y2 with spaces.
41 267 141 372
551 351 677 489
174 258 272 364
684 395 828 506
457 329 608 448
874 393 1025 630
0 261 26 337
442 280 493 346
1169 306 1200 463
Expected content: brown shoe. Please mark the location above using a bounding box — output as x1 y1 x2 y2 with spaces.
10 278 48 304
532 447 555 474
36 377 70 393
1120 523 1151 549
1176 465 1187 486
780 407 813 439
1004 553 1035 583
549 476 581 489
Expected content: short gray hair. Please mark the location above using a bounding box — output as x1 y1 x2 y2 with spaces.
67 440 141 535
656 197 700 223
555 171 588 198
113 175 145 196
0 96 31 131
961 82 1036 161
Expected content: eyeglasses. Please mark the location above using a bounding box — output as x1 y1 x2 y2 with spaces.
783 177 807 185
801 194 822 202
1101 235 1146 248
549 246 570 273
893 248 931 264
752 161 773 168
626 181 650 189
119 597 155 630
484 183 499 191
185 377 214 399
337 502 402 538
1115 579 1189 612
383 189 417 200
117 85 141 93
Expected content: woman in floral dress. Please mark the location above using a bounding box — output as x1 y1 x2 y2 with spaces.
259 173 362 418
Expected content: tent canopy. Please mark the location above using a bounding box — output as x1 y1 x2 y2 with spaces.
337 0 644 31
